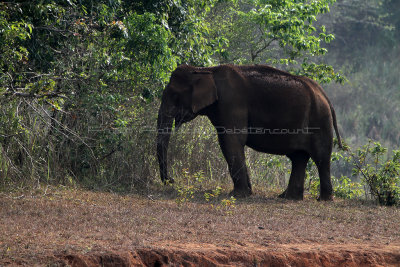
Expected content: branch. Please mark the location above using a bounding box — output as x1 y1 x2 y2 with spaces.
3 91 68 99
251 37 277 62
33 26 73 34
22 98 98 162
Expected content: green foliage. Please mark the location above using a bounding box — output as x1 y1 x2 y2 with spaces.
174 169 199 206
305 140 400 204
174 169 236 215
1 0 399 202
218 196 237 216
209 0 344 83
175 184 196 206
204 186 237 215
0 0 222 188
204 186 222 202
331 175 364 199
247 152 290 191
322 141 400 205
351 141 400 206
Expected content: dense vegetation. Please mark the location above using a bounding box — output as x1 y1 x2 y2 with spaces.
0 0 399 204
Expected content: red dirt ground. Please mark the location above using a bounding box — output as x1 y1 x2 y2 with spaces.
1 188 400 266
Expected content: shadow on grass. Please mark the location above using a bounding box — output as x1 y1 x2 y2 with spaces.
136 182 290 205
138 184 380 208
11 178 379 208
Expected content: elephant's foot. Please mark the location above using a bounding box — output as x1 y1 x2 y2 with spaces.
284 194 303 201
317 194 334 201
230 188 252 198
278 189 287 198
318 188 334 201
278 189 303 200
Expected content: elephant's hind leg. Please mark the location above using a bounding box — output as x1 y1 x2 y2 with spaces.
314 156 333 201
282 151 310 200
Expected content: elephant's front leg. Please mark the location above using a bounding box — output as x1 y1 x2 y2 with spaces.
218 134 252 197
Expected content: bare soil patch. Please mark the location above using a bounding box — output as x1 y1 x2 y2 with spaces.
1 187 400 266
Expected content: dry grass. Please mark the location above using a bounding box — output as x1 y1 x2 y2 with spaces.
1 186 400 265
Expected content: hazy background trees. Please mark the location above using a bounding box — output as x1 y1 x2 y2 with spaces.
0 0 399 192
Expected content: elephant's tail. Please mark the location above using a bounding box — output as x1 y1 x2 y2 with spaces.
320 89 343 149
329 103 343 149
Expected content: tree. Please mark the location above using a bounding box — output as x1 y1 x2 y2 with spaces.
0 0 221 187
209 0 344 83
0 0 344 189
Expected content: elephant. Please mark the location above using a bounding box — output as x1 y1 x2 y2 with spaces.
156 64 342 200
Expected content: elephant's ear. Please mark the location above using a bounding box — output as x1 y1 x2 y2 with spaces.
191 71 218 113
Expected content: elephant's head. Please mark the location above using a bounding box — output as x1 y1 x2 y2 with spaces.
156 65 218 184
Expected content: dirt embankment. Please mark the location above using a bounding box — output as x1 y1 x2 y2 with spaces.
59 243 400 267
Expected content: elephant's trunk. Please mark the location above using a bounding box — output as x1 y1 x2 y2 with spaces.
156 104 174 184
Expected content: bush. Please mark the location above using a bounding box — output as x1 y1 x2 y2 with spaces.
352 141 400 206
332 175 364 199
